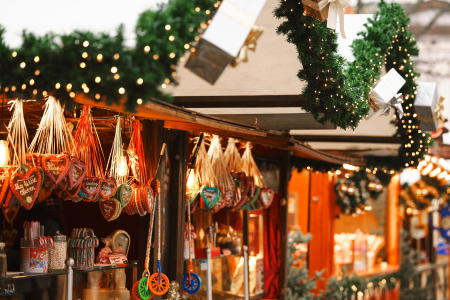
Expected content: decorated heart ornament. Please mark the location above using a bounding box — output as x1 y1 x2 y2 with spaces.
66 183 82 198
41 154 70 186
233 178 242 206
81 177 101 197
0 176 10 207
247 177 255 197
9 167 42 210
99 178 117 199
117 184 133 208
200 186 221 209
235 194 249 209
259 188 275 209
99 198 122 221
223 190 234 207
211 191 225 213
240 186 260 210
3 198 20 223
68 157 87 189
238 176 250 197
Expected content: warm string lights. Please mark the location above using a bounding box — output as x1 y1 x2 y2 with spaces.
0 0 219 109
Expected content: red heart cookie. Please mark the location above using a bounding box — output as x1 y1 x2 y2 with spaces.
66 184 82 198
81 177 101 197
68 157 87 189
10 167 42 210
223 190 234 207
259 188 275 209
41 154 70 186
99 198 122 221
99 178 117 198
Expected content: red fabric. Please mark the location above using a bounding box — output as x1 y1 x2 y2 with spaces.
264 193 281 298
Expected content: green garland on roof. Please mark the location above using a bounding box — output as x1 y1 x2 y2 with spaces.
0 0 216 111
275 0 433 170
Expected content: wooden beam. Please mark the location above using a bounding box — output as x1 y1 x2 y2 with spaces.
173 95 307 108
293 135 402 143
210 113 336 130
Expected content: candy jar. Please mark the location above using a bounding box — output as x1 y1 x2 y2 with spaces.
49 231 67 270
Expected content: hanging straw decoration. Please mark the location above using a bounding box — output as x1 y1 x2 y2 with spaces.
127 118 147 185
72 105 105 178
207 135 233 192
7 99 29 166
28 96 74 156
191 135 216 188
106 116 128 185
241 142 266 188
224 138 242 175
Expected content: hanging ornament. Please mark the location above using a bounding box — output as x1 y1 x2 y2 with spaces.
106 116 128 185
207 135 233 210
28 96 74 157
224 138 242 175
241 142 266 188
72 105 108 202
7 99 29 166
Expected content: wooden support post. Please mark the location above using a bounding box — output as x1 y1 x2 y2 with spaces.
138 120 160 278
166 130 189 284
279 151 290 300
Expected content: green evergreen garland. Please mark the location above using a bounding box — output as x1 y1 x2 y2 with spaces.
0 0 217 111
275 0 433 170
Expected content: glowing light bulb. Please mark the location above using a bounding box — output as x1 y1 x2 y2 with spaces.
0 140 10 167
118 156 128 177
187 171 195 188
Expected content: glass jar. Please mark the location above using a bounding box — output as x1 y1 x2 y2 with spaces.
49 231 67 270
0 242 6 277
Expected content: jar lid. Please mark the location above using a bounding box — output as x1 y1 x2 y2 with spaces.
51 231 67 241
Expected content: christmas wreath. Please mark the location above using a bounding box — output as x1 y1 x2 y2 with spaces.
275 0 433 170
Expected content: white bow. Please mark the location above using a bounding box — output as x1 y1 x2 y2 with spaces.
318 0 351 39
373 93 404 119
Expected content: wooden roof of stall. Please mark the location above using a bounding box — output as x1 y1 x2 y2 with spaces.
67 95 365 165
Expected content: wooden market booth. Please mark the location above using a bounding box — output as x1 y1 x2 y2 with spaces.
0 93 363 300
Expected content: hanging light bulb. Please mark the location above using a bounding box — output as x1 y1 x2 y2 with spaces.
118 155 128 177
0 123 10 167
187 171 195 188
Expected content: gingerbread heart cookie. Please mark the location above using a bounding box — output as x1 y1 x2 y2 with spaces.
68 157 87 189
99 198 122 221
9 167 42 210
99 178 117 199
41 154 70 186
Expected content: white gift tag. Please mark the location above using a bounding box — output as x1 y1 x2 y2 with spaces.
200 261 207 270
